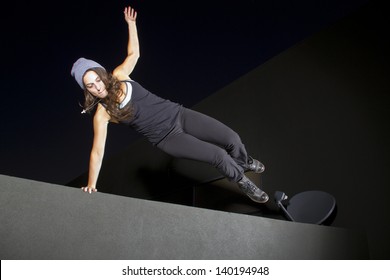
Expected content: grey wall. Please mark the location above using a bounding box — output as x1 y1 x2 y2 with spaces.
0 175 368 259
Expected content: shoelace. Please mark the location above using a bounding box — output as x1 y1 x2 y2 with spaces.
243 181 258 194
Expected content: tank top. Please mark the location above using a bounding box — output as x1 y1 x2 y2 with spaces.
119 80 182 145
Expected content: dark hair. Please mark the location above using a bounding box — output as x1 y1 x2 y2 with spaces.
82 67 133 122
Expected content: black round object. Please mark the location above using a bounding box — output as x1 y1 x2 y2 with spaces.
287 190 336 224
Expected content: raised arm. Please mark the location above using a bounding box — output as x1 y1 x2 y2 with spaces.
113 6 140 80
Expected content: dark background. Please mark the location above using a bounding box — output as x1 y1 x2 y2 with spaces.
0 0 370 184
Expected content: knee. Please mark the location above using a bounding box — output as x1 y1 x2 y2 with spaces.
225 131 243 150
212 149 230 167
229 131 242 144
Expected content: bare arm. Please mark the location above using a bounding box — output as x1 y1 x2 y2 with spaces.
113 6 140 80
82 104 111 193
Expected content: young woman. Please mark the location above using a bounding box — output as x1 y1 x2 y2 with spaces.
71 6 269 203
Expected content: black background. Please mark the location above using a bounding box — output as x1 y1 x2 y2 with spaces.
0 0 369 183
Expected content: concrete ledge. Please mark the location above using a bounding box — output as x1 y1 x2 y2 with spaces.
0 174 368 259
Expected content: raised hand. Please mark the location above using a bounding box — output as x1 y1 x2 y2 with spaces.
124 6 137 23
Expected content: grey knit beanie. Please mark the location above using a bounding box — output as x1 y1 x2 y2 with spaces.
71 57 105 89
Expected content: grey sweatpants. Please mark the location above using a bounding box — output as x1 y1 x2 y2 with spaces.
157 108 248 182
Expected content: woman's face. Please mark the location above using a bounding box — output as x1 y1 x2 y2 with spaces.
83 70 108 98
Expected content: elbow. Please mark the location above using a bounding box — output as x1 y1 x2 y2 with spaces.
133 53 140 63
91 148 105 161
128 50 140 60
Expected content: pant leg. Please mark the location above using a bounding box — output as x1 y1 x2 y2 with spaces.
180 108 248 168
157 128 245 182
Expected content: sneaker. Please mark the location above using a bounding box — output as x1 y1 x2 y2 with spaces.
247 156 265 173
237 175 269 203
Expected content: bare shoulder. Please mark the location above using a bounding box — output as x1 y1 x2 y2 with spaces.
93 104 111 124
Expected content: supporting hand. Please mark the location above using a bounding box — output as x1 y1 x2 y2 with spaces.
81 186 98 194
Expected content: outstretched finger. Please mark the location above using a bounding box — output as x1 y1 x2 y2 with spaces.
124 6 131 16
124 6 137 20
131 8 137 19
